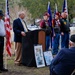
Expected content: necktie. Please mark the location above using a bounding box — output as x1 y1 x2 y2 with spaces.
21 20 28 32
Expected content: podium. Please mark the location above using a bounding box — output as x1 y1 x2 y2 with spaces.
21 29 46 67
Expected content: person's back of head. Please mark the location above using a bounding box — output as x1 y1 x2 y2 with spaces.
69 34 75 47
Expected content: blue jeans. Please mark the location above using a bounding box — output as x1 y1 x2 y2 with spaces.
52 33 60 55
61 33 69 48
46 36 50 51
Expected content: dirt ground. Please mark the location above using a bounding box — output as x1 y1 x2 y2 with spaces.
1 57 50 75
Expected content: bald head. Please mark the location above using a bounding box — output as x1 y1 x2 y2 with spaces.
61 12 67 19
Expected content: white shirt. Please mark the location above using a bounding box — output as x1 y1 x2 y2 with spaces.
19 18 28 32
0 19 6 36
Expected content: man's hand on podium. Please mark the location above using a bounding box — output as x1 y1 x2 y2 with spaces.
21 31 26 36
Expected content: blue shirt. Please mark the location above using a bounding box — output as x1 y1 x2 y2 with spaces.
0 19 6 36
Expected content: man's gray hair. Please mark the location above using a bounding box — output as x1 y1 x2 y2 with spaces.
18 11 25 16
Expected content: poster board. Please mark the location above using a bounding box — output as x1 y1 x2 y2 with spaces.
44 51 53 66
34 45 45 68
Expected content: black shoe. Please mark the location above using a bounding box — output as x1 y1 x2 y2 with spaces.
0 68 8 72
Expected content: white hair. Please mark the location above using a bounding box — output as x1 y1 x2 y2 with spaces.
18 11 25 16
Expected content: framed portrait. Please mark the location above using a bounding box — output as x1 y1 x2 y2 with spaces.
34 45 45 68
44 51 53 66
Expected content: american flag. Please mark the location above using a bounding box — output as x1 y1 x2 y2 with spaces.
62 0 68 15
5 0 11 56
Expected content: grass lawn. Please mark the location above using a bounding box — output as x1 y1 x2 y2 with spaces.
1 56 50 75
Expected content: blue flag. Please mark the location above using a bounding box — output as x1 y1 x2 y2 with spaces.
47 2 52 27
62 0 68 14
47 2 53 48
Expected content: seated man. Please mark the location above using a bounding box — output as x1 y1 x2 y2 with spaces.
49 34 75 75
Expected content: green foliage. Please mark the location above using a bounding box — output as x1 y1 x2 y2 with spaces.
0 0 14 12
19 0 48 19
0 0 5 10
18 0 75 21
0 0 75 22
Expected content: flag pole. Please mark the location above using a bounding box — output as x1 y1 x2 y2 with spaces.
66 0 69 21
48 1 50 7
55 3 58 12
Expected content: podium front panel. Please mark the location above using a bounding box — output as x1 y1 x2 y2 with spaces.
22 30 46 67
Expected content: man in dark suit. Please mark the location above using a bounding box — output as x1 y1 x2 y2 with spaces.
49 34 75 75
13 11 28 65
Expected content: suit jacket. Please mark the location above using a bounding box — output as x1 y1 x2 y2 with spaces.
13 18 24 43
50 47 75 75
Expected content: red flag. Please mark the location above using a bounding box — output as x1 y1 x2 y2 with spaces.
5 0 11 56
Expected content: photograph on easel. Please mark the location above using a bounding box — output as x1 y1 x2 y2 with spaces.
34 45 45 68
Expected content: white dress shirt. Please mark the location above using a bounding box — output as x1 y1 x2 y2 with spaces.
19 18 28 32
0 19 6 36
